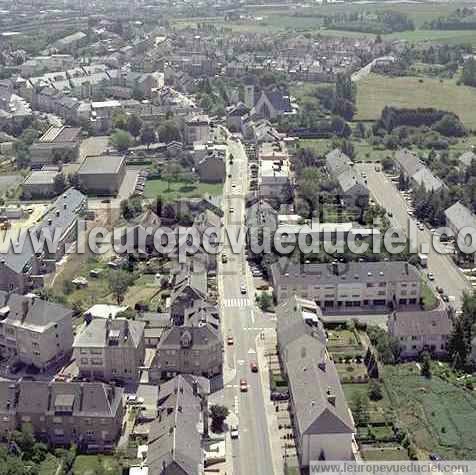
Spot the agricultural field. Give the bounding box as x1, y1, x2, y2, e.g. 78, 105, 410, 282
356, 74, 476, 129
384, 364, 476, 460
144, 178, 223, 200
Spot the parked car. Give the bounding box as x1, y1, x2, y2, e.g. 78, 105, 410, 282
428, 272, 435, 281
271, 391, 289, 401
230, 425, 239, 439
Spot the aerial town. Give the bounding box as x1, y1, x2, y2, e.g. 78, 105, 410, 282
1, 0, 476, 473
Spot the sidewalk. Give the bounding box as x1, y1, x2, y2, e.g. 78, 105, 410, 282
256, 329, 284, 475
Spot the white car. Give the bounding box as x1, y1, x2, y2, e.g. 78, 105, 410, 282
231, 425, 239, 439
240, 284, 247, 294
428, 272, 435, 281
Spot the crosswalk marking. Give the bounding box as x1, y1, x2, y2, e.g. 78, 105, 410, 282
223, 298, 251, 308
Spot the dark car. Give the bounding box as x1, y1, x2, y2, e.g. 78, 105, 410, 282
429, 453, 442, 461
271, 391, 289, 401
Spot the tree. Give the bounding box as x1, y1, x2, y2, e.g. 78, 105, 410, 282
15, 141, 31, 169
368, 380, 383, 401
110, 130, 133, 153
209, 404, 229, 433
161, 161, 184, 191
53, 173, 66, 195
140, 125, 156, 149
108, 270, 136, 304
127, 114, 143, 138
158, 120, 181, 143
120, 196, 143, 220
257, 292, 273, 312
112, 112, 128, 130
421, 351, 432, 378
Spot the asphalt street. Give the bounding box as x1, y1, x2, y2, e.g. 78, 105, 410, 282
357, 163, 472, 310
214, 135, 277, 475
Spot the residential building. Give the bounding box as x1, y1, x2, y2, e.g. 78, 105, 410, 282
52, 32, 88, 53
20, 54, 74, 77
388, 309, 452, 359
77, 155, 126, 196
0, 292, 73, 369
271, 260, 421, 309
184, 114, 210, 145
0, 380, 123, 451
277, 296, 354, 466
394, 149, 445, 192
146, 375, 203, 474
325, 149, 369, 207
258, 141, 292, 201
22, 170, 60, 199
29, 126, 81, 167
73, 318, 145, 383
197, 150, 226, 184
150, 301, 222, 382
444, 201, 476, 237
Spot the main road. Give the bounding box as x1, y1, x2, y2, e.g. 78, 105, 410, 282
215, 132, 277, 475
357, 163, 472, 310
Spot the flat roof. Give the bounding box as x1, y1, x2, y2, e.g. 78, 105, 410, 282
78, 155, 125, 175
24, 170, 58, 185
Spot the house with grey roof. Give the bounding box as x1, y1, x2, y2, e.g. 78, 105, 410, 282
146, 375, 203, 475
77, 155, 126, 196
0, 379, 123, 451
271, 259, 421, 310
388, 309, 452, 359
0, 292, 73, 370
73, 318, 145, 382
277, 296, 354, 465
457, 151, 476, 169
325, 149, 369, 207
149, 300, 222, 383
444, 201, 476, 237
394, 149, 445, 192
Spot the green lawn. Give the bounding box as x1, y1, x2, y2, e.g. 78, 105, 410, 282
362, 446, 409, 461
73, 455, 120, 475
384, 364, 476, 460
356, 73, 476, 129
39, 455, 60, 475
144, 179, 223, 200
421, 281, 438, 311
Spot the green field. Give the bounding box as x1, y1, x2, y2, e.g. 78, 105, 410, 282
144, 179, 223, 200
73, 455, 120, 475
384, 364, 476, 459
356, 73, 476, 129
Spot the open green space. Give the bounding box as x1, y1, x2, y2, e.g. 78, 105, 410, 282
362, 446, 409, 461
384, 364, 476, 459
38, 455, 60, 475
144, 179, 223, 200
73, 455, 120, 475
421, 281, 438, 311
356, 73, 476, 129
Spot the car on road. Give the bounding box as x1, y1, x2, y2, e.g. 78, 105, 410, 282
407, 210, 414, 216
230, 425, 239, 439
436, 286, 444, 294
250, 361, 258, 372
240, 284, 247, 294
227, 336, 234, 346
428, 272, 435, 281
240, 378, 248, 392
271, 391, 289, 401
228, 173, 232, 178
387, 211, 393, 217
361, 172, 367, 179
229, 208, 234, 213
231, 183, 236, 189
221, 254, 228, 263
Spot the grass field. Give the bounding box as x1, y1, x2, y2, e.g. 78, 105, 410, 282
362, 446, 409, 461
356, 73, 476, 129
384, 364, 476, 460
144, 179, 223, 200
38, 455, 60, 475
73, 455, 120, 475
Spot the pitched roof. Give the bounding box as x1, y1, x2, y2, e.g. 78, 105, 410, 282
388, 309, 452, 338
73, 318, 145, 349
412, 167, 445, 192
444, 201, 476, 232
148, 376, 202, 475
0, 292, 72, 330
395, 149, 424, 178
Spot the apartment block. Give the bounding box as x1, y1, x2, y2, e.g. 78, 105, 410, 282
73, 318, 145, 383
0, 292, 73, 370
271, 260, 421, 309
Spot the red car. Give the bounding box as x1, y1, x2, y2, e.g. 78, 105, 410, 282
250, 362, 258, 373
